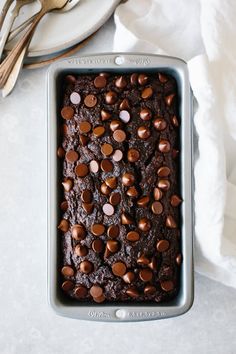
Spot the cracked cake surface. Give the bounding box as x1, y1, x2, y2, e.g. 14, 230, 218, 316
57, 71, 182, 303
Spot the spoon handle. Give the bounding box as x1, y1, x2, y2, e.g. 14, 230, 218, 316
0, 0, 14, 31
0, 10, 45, 88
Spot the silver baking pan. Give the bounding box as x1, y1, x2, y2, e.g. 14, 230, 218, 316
47, 53, 194, 322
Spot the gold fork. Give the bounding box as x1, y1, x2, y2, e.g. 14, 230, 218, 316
0, 0, 68, 89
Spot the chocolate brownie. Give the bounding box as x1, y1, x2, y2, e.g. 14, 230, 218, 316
57, 72, 182, 303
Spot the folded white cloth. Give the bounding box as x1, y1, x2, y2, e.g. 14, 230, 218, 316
113, 0, 236, 288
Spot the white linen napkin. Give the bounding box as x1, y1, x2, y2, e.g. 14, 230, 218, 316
113, 0, 236, 288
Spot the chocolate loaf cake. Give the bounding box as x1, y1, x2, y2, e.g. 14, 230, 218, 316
57, 72, 182, 303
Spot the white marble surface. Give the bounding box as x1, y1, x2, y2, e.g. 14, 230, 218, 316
0, 18, 236, 354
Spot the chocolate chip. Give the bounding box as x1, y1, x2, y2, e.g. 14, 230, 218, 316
138, 217, 151, 232
144, 285, 156, 295
75, 163, 89, 177
79, 135, 89, 146
140, 108, 152, 121
119, 110, 130, 123
70, 92, 81, 105
74, 285, 87, 298
93, 126, 105, 137
61, 124, 68, 135
172, 149, 179, 159
58, 219, 69, 232
165, 94, 175, 106
103, 246, 111, 259
99, 72, 110, 78
122, 172, 135, 186
156, 239, 170, 252
62, 178, 73, 192
123, 272, 135, 284
81, 190, 92, 203
160, 280, 174, 292
130, 73, 138, 85
57, 147, 65, 158
112, 149, 123, 162
107, 225, 120, 238
89, 160, 99, 173
93, 294, 106, 303
61, 266, 74, 277
105, 177, 117, 189
103, 203, 114, 216
71, 224, 86, 240
94, 76, 107, 88
110, 120, 122, 132
170, 195, 182, 207
153, 187, 163, 200
101, 159, 113, 172
141, 87, 153, 99
65, 75, 76, 84
91, 224, 105, 236
172, 115, 179, 127
79, 260, 93, 274
126, 186, 139, 197
151, 201, 163, 215
137, 126, 151, 139
79, 121, 92, 134
119, 98, 130, 110
159, 139, 171, 153
115, 76, 127, 88
113, 129, 126, 143
127, 148, 140, 162
109, 192, 121, 206
137, 255, 150, 266
176, 253, 182, 265
153, 118, 167, 131
126, 231, 140, 242
61, 106, 74, 120
75, 244, 88, 257
65, 150, 79, 163
112, 262, 126, 277
157, 166, 170, 177
62, 280, 74, 291
158, 73, 168, 83
137, 196, 150, 207
60, 200, 68, 211
166, 215, 177, 228
82, 202, 94, 214
107, 240, 119, 253
90, 285, 103, 298
105, 91, 117, 104
84, 94, 97, 108
148, 257, 157, 270
101, 143, 113, 156
157, 179, 170, 191
92, 239, 104, 253
138, 74, 148, 86
126, 287, 139, 298
139, 269, 153, 282
121, 213, 133, 225
101, 110, 111, 121
101, 183, 111, 195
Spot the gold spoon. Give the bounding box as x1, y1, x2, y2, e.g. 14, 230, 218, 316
7, 0, 81, 42
2, 0, 80, 97
0, 0, 14, 31
0, 0, 68, 88
0, 0, 35, 61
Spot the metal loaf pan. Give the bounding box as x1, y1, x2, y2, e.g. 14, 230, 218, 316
47, 53, 194, 322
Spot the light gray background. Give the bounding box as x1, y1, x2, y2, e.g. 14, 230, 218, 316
0, 18, 235, 354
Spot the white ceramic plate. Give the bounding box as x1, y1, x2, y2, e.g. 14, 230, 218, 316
4, 0, 121, 57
